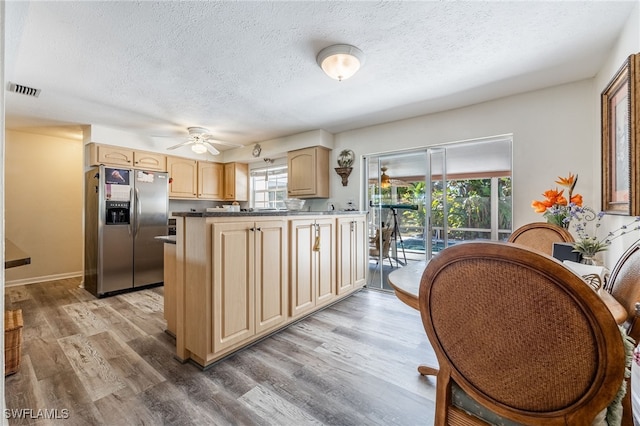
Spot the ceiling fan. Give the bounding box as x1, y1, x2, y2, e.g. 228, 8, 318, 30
166, 127, 243, 155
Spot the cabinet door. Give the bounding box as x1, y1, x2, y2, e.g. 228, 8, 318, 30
315, 218, 335, 306
255, 220, 288, 333
224, 163, 249, 201
167, 157, 197, 198
290, 219, 315, 317
163, 243, 177, 335
352, 215, 367, 288
287, 148, 316, 196
337, 217, 355, 295
212, 222, 255, 353
287, 147, 330, 198
337, 215, 367, 294
96, 145, 134, 167
198, 162, 224, 200
134, 151, 166, 171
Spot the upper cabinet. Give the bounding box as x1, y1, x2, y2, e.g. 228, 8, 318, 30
167, 157, 198, 198
88, 143, 166, 171
224, 162, 249, 201
198, 162, 224, 200
287, 146, 330, 198
133, 151, 166, 171
167, 157, 243, 201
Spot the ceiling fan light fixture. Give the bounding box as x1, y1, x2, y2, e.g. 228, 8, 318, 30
380, 166, 391, 188
316, 44, 365, 81
191, 143, 208, 154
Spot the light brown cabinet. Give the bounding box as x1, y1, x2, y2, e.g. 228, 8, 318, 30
224, 162, 249, 201
167, 157, 226, 200
287, 146, 330, 198
336, 215, 367, 295
88, 143, 166, 171
167, 157, 198, 198
163, 242, 176, 336
289, 217, 335, 317
176, 213, 365, 368
211, 219, 287, 354
198, 161, 224, 200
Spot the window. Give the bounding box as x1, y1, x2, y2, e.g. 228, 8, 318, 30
251, 165, 288, 209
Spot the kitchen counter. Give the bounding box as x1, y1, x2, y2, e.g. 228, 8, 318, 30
171, 211, 368, 368
172, 210, 367, 217
154, 235, 176, 244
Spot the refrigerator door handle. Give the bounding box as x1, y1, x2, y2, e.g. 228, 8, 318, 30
128, 187, 133, 236
135, 187, 142, 237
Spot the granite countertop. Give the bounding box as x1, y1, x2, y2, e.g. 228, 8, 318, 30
172, 210, 368, 218
154, 235, 177, 244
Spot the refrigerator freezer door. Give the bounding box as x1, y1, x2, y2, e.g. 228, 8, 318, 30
133, 170, 168, 287
101, 223, 134, 293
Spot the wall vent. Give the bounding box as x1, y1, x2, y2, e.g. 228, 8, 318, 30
7, 82, 41, 98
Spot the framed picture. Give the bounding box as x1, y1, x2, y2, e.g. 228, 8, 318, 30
601, 53, 639, 215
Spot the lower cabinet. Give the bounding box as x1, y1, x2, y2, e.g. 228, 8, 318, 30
337, 215, 367, 295
177, 214, 366, 368
211, 219, 287, 353
290, 217, 335, 317
163, 242, 176, 336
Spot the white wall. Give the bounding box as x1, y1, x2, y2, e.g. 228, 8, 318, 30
326, 79, 596, 224
594, 4, 640, 267
5, 130, 84, 285
324, 2, 640, 269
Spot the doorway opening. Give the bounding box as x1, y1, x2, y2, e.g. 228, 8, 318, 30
364, 136, 513, 291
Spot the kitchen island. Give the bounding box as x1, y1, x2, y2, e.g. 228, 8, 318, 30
171, 210, 368, 368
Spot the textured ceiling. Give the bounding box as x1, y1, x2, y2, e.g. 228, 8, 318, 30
4, 1, 637, 147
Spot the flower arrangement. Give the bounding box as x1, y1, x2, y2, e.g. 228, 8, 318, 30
531, 173, 583, 228
571, 207, 640, 259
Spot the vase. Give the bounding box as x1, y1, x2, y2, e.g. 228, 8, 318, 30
580, 254, 598, 266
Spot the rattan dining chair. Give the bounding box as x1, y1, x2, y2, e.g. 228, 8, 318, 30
368, 226, 394, 283
606, 239, 640, 426
608, 239, 640, 341
419, 241, 626, 425
507, 222, 574, 256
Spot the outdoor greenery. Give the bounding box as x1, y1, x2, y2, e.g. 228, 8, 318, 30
372, 177, 512, 244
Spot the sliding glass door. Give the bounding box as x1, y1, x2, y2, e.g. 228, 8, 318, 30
364, 136, 512, 291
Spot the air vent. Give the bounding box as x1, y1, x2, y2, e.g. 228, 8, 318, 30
7, 82, 41, 98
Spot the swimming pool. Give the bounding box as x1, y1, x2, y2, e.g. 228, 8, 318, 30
400, 238, 454, 252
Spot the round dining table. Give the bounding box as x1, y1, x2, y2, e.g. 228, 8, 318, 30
387, 259, 628, 377
388, 260, 628, 324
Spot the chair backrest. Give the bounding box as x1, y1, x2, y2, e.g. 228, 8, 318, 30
371, 226, 394, 257
507, 222, 574, 256
609, 239, 640, 336
419, 242, 625, 425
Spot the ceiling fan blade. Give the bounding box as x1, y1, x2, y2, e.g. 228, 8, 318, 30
166, 141, 193, 150
202, 136, 243, 148
204, 142, 220, 156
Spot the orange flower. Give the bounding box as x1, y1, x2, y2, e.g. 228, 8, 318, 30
555, 173, 576, 188
570, 193, 583, 207
531, 200, 552, 213
542, 188, 567, 206
532, 188, 568, 212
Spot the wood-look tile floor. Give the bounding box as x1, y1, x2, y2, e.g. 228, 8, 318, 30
5, 278, 438, 425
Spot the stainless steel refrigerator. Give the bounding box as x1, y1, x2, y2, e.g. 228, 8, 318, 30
84, 165, 168, 297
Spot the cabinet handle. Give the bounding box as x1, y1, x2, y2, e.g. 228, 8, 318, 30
256, 227, 261, 232
250, 227, 255, 231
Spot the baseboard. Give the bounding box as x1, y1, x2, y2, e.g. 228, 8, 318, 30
4, 271, 83, 287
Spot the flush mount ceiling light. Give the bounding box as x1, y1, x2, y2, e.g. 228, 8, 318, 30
316, 44, 365, 81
